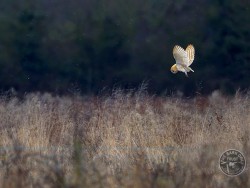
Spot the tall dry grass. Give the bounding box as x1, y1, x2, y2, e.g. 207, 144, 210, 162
0, 89, 249, 187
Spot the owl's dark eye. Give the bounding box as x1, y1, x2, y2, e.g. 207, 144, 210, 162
171, 70, 177, 74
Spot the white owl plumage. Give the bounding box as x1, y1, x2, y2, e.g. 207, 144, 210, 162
171, 44, 195, 77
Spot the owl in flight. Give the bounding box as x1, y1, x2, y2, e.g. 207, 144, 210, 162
170, 44, 195, 77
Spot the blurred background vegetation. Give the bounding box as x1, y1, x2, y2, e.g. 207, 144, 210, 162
0, 0, 249, 96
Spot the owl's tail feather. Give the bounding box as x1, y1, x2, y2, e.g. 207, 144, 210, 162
186, 67, 194, 72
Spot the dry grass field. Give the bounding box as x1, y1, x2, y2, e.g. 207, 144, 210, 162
0, 89, 249, 187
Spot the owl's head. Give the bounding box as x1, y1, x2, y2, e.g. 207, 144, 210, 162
170, 64, 178, 74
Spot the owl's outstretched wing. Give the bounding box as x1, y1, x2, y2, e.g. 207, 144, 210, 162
173, 45, 189, 66
185, 44, 195, 66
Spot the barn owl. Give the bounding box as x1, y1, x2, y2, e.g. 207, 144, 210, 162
170, 44, 195, 77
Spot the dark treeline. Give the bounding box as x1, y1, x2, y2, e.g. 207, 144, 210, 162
0, 0, 249, 96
